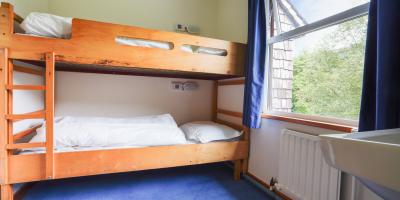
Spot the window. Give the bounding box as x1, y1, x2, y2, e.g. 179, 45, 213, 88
265, 0, 370, 125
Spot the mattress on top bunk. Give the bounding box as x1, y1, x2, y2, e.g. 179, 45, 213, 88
19, 12, 228, 56
20, 115, 242, 154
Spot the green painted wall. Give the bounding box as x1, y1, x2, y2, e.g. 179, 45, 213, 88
2, 0, 248, 43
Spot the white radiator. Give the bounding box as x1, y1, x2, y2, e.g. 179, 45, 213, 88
276, 129, 341, 200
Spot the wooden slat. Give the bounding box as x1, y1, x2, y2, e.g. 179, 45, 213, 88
6, 142, 45, 150
6, 85, 46, 91
13, 124, 41, 141
13, 13, 23, 24
262, 114, 355, 133
5, 110, 45, 121
45, 52, 55, 179
7, 52, 13, 150
0, 48, 9, 185
215, 118, 243, 131
8, 141, 249, 184
217, 108, 243, 118
212, 81, 218, 121
217, 79, 245, 86
14, 65, 43, 76
217, 107, 354, 133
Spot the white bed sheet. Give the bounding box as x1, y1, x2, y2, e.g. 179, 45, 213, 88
20, 116, 241, 155
20, 12, 227, 56
20, 140, 198, 155
29, 115, 186, 148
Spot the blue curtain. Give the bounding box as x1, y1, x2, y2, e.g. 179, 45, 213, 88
359, 0, 400, 132
358, 1, 400, 199
243, 0, 267, 129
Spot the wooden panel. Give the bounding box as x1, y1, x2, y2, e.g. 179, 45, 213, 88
217, 108, 354, 133
217, 79, 245, 86
6, 85, 46, 91
13, 125, 41, 141
13, 65, 43, 76
5, 110, 45, 121
217, 108, 243, 118
262, 114, 355, 133
8, 141, 249, 184
45, 52, 55, 179
0, 4, 246, 77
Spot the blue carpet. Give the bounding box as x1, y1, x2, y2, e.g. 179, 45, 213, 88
23, 163, 279, 200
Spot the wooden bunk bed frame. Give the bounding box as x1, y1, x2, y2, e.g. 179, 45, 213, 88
0, 3, 249, 200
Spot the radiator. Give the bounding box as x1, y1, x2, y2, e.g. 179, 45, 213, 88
276, 129, 341, 200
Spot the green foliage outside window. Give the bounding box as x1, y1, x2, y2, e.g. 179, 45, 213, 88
292, 16, 368, 120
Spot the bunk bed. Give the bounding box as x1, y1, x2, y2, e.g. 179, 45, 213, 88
0, 3, 249, 199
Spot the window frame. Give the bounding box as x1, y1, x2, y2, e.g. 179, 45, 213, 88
264, 1, 370, 128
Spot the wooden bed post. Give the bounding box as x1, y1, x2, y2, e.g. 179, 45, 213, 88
0, 48, 13, 200
0, 4, 15, 199
241, 126, 250, 173
234, 126, 250, 180
45, 52, 55, 180
0, 3, 14, 36
212, 81, 218, 121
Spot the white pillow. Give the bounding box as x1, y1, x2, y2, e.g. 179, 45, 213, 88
180, 121, 242, 143
20, 12, 72, 38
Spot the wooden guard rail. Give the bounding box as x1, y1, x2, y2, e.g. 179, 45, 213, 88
4, 51, 55, 181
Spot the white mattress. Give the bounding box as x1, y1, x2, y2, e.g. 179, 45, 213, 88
19, 140, 199, 155
20, 12, 227, 56
20, 116, 240, 155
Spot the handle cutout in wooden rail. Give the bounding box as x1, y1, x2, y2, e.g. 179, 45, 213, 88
181, 44, 228, 56
115, 36, 174, 50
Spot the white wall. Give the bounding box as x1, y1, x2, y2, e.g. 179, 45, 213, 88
55, 72, 212, 125
12, 61, 44, 134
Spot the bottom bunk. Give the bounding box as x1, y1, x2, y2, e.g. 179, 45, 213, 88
8, 114, 249, 184
8, 141, 248, 184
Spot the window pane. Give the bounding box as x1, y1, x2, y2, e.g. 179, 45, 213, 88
270, 16, 368, 120
274, 0, 369, 33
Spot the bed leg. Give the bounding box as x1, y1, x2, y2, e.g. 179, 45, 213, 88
1, 184, 13, 200
233, 160, 242, 180
242, 158, 248, 173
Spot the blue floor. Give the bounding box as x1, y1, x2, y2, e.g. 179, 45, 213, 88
23, 163, 279, 200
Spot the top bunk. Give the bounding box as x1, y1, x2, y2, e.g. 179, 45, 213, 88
0, 3, 247, 80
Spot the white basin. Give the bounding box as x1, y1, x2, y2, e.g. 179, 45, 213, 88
319, 128, 400, 193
